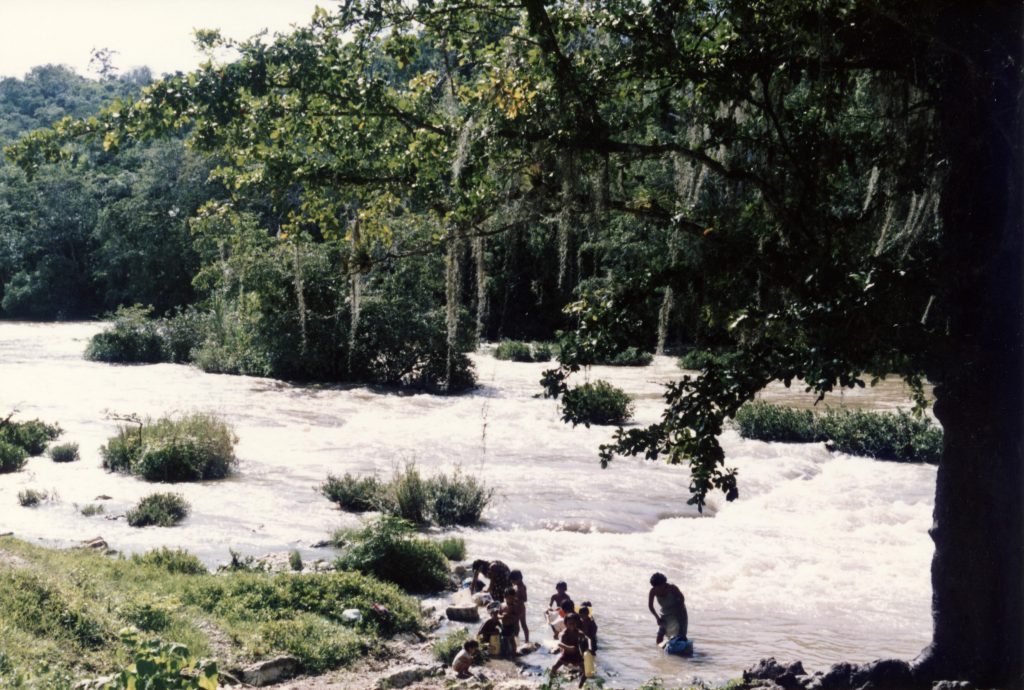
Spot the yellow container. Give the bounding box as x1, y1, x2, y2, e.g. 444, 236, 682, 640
583, 650, 596, 678
489, 633, 501, 655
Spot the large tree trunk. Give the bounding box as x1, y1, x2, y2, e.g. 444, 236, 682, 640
916, 4, 1023, 687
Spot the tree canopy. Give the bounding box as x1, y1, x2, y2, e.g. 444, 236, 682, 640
4, 1, 1021, 685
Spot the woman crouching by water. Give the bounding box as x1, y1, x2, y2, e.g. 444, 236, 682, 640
647, 572, 687, 645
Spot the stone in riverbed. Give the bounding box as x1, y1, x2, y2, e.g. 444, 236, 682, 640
240, 655, 300, 686
377, 664, 444, 689
446, 604, 480, 622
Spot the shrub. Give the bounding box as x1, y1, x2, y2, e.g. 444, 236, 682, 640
433, 628, 470, 665
428, 471, 493, 526
734, 402, 821, 443
84, 305, 166, 364
677, 348, 737, 370
126, 493, 190, 527
321, 473, 386, 512
561, 380, 634, 427
80, 504, 105, 517
596, 346, 653, 367
532, 342, 555, 362
438, 536, 466, 561
130, 547, 207, 575
332, 516, 451, 594
820, 409, 943, 463
387, 464, 430, 524
289, 550, 304, 572
101, 413, 238, 482
0, 419, 62, 455
734, 402, 943, 463
118, 597, 174, 632
100, 630, 217, 690
0, 440, 28, 474
48, 442, 80, 463
18, 489, 48, 507
494, 340, 534, 362
161, 307, 208, 363
259, 615, 364, 673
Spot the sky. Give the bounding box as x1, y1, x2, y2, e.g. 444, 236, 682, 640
0, 0, 331, 79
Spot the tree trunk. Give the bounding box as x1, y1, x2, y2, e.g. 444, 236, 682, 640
917, 5, 1023, 686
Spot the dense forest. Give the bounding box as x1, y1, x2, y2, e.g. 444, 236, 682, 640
2, 1, 1021, 687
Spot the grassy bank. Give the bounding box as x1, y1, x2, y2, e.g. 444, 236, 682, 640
0, 536, 421, 687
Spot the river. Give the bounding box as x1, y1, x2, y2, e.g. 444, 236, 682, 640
0, 321, 935, 686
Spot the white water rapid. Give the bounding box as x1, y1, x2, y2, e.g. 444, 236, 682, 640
0, 322, 935, 686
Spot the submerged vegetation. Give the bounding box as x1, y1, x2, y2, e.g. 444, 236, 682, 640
734, 402, 943, 463
0, 536, 420, 685
101, 412, 237, 482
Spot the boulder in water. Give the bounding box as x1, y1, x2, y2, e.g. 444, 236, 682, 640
446, 604, 480, 622
240, 655, 299, 686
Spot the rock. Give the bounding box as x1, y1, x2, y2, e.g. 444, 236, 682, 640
342, 608, 363, 624
453, 563, 469, 577
517, 641, 541, 655
310, 539, 331, 548
818, 662, 855, 690
851, 659, 915, 690
931, 682, 975, 690
94, 495, 112, 500
377, 664, 442, 689
446, 604, 480, 622
745, 658, 806, 683
240, 655, 300, 686
81, 537, 107, 550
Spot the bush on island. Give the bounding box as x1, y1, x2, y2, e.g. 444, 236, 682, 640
561, 380, 634, 427
494, 340, 534, 362
323, 465, 493, 527
85, 305, 166, 364
0, 418, 62, 456
102, 412, 238, 482
677, 348, 737, 370
332, 516, 450, 593
126, 492, 190, 527
0, 440, 28, 474
17, 489, 48, 507
48, 442, 80, 463
321, 473, 387, 513
734, 401, 942, 463
439, 536, 466, 561
595, 346, 653, 367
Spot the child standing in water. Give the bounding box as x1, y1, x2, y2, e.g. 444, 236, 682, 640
547, 581, 571, 638
500, 587, 524, 657
509, 569, 530, 643
550, 613, 591, 687
477, 604, 502, 654
578, 605, 598, 652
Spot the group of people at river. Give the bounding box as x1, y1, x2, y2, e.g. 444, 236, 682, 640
451, 559, 689, 684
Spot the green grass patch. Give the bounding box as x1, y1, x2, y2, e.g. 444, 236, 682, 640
439, 536, 466, 561
734, 402, 942, 463
0, 535, 420, 683
101, 412, 238, 482
126, 493, 190, 527
561, 380, 634, 427
80, 503, 106, 517
331, 516, 451, 594
48, 442, 80, 463
433, 628, 470, 665
321, 473, 387, 512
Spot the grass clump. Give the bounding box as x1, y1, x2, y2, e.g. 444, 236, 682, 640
0, 418, 62, 456
561, 380, 634, 427
332, 516, 451, 594
433, 628, 470, 665
126, 493, 190, 527
0, 440, 28, 474
323, 465, 493, 526
494, 340, 534, 362
130, 547, 207, 575
117, 597, 175, 632
734, 402, 943, 463
84, 305, 167, 364
257, 615, 366, 673
439, 536, 466, 561
289, 550, 304, 572
48, 442, 80, 463
80, 503, 106, 517
321, 473, 387, 512
101, 412, 238, 482
17, 489, 49, 507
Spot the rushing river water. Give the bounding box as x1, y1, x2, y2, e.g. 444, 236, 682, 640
0, 322, 935, 686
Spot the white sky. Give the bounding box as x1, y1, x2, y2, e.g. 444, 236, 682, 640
0, 0, 332, 79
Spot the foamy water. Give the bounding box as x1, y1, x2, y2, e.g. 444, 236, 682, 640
0, 322, 935, 686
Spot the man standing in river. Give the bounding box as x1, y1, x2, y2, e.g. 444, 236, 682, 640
648, 572, 688, 644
